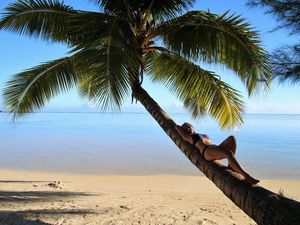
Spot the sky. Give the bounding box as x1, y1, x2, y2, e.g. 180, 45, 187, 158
0, 0, 299, 114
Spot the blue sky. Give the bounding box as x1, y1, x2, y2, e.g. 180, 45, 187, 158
0, 0, 299, 114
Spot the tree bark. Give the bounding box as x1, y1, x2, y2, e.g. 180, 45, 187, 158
132, 84, 300, 225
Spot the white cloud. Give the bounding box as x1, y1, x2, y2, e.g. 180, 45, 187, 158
171, 101, 184, 109
87, 102, 96, 109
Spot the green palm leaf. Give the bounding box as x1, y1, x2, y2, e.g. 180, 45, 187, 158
87, 0, 195, 20
0, 0, 76, 43
1, 0, 139, 117
78, 40, 139, 111
147, 0, 195, 21
3, 41, 139, 118
3, 56, 79, 118
68, 14, 131, 53
74, 10, 139, 111
147, 53, 244, 129
0, 0, 116, 46
156, 11, 271, 95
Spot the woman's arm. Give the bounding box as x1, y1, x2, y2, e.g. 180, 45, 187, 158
175, 125, 193, 144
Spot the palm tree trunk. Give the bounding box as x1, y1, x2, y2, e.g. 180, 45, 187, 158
132, 84, 300, 225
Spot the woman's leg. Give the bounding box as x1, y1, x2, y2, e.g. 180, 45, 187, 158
219, 135, 236, 155
219, 136, 236, 170
204, 146, 259, 185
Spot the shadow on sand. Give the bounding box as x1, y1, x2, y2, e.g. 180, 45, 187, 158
0, 190, 90, 202
0, 209, 95, 225
0, 187, 95, 225
0, 180, 55, 184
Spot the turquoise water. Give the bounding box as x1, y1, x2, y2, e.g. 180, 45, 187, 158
0, 113, 299, 180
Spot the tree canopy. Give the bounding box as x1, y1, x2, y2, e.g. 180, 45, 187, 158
0, 0, 272, 128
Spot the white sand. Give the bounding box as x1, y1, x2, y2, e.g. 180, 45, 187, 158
0, 170, 299, 225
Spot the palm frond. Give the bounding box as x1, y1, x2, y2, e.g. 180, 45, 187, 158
146, 0, 195, 21
0, 0, 76, 43
71, 9, 140, 110
86, 0, 194, 20
68, 13, 131, 53
3, 56, 78, 118
147, 53, 244, 129
3, 38, 139, 118
0, 0, 115, 45
75, 11, 140, 111
78, 39, 139, 111
155, 11, 272, 95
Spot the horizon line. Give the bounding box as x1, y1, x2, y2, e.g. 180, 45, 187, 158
1, 111, 300, 116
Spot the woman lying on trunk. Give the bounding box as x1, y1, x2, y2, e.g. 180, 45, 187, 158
175, 122, 260, 185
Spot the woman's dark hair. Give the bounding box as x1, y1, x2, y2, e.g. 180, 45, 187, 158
181, 122, 194, 135
181, 122, 193, 129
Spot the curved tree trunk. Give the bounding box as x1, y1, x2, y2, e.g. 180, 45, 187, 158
132, 84, 300, 225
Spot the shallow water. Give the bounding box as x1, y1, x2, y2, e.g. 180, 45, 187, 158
0, 113, 299, 180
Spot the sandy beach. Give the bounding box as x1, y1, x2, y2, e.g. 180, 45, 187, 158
0, 170, 299, 225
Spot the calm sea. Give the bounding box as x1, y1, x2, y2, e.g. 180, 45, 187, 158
0, 113, 299, 180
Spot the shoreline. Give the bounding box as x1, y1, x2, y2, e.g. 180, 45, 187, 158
0, 169, 299, 225
0, 165, 299, 181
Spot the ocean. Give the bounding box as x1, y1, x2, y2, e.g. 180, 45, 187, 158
0, 112, 299, 180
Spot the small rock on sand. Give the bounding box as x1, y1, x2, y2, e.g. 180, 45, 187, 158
46, 181, 63, 189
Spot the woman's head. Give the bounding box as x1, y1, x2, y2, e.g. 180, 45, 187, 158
181, 122, 195, 135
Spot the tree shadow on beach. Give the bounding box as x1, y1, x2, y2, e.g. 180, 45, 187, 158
0, 180, 54, 184
0, 212, 52, 225
0, 190, 91, 203
0, 189, 96, 225
0, 209, 95, 225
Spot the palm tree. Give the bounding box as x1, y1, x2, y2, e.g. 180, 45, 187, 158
1, 1, 299, 224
